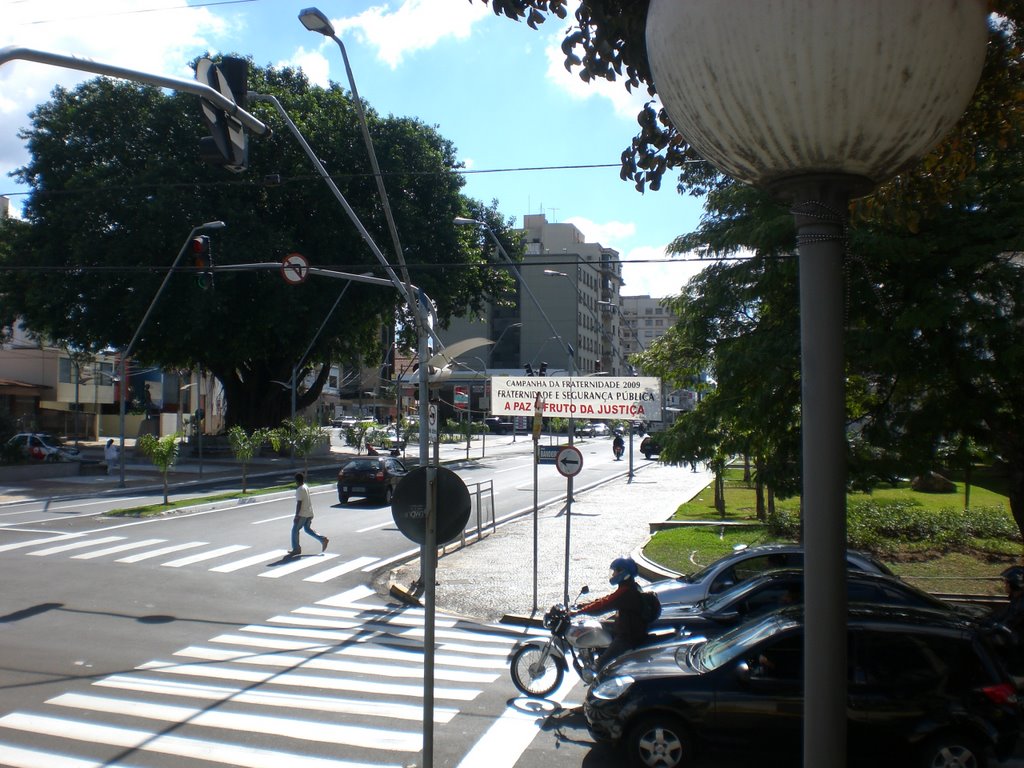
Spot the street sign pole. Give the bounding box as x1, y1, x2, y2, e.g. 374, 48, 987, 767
532, 394, 542, 613
555, 445, 584, 606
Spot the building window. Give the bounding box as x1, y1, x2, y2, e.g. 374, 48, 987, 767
59, 357, 73, 384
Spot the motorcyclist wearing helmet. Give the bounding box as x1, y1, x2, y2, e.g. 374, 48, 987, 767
577, 556, 648, 668
989, 566, 1024, 676
612, 432, 625, 460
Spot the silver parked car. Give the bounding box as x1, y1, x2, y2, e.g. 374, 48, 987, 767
647, 543, 895, 607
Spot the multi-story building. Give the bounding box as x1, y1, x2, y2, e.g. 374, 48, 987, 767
443, 213, 624, 375
432, 213, 628, 422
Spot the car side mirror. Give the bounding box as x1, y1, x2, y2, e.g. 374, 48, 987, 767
580, 585, 590, 595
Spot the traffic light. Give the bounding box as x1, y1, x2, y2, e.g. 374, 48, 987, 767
538, 362, 548, 376
191, 235, 213, 289
524, 363, 534, 376
196, 57, 249, 172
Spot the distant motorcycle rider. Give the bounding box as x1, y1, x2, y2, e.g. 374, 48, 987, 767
577, 557, 647, 668
989, 566, 1024, 677
612, 432, 625, 460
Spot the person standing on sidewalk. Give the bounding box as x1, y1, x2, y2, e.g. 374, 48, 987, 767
289, 473, 328, 557
104, 439, 119, 476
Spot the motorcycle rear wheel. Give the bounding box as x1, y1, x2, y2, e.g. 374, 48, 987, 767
510, 644, 564, 697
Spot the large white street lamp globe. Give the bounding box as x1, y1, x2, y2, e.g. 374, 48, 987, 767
646, 0, 989, 193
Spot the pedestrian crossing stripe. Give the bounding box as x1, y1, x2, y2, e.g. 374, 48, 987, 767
94, 674, 459, 722
206, 632, 509, 670
1, 534, 382, 584
170, 644, 500, 684
0, 713, 402, 768
47, 692, 424, 752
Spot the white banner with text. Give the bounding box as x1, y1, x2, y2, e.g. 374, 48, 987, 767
489, 376, 662, 421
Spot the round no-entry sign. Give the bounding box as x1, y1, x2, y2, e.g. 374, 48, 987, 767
555, 445, 583, 478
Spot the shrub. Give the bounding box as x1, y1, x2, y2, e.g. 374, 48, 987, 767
765, 501, 1019, 555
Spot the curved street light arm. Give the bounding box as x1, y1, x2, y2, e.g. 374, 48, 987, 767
0, 46, 269, 135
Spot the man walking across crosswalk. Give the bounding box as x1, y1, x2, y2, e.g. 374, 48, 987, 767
289, 473, 328, 557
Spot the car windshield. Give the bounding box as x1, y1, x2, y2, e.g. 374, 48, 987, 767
676, 557, 731, 585
694, 614, 800, 672
701, 575, 777, 613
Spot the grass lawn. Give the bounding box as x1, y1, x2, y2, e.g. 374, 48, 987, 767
105, 482, 320, 517
644, 466, 1022, 597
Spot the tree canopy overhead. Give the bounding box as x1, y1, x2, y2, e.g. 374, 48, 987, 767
478, 1, 1024, 207
0, 58, 515, 429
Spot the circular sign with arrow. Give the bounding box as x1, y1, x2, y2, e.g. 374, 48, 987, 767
281, 252, 309, 285
555, 445, 583, 478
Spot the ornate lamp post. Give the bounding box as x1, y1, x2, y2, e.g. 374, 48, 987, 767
644, 2, 988, 764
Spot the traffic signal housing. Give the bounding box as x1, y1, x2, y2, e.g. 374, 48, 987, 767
191, 235, 213, 289
524, 363, 534, 376
538, 362, 548, 376
196, 56, 249, 172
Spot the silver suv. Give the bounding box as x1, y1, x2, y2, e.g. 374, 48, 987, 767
648, 543, 894, 607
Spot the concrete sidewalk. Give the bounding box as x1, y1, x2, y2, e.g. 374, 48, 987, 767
380, 460, 713, 623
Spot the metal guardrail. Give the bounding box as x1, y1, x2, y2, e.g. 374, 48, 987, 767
445, 479, 496, 553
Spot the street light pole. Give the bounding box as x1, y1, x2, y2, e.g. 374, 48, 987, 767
118, 221, 226, 488
298, 10, 438, 765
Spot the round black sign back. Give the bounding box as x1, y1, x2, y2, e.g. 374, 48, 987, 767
391, 466, 472, 546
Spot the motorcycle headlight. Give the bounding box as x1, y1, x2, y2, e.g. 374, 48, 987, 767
591, 675, 634, 701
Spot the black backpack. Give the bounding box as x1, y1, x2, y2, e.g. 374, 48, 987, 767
639, 589, 662, 624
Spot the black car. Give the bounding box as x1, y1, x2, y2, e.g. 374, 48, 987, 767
586, 605, 1021, 768
336, 456, 408, 505
639, 434, 661, 459
485, 417, 514, 435
654, 569, 986, 636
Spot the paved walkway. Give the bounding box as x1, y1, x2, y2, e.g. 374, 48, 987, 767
381, 460, 712, 622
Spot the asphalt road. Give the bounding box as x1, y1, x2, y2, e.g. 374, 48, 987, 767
0, 437, 651, 768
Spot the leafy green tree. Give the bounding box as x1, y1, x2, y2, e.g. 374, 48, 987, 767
137, 432, 180, 505
270, 418, 328, 473
0, 60, 515, 430
227, 425, 271, 494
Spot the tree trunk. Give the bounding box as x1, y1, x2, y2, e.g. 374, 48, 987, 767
1008, 463, 1024, 549
754, 457, 766, 521
963, 461, 972, 512
714, 470, 725, 516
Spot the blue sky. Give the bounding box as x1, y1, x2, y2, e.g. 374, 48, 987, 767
0, 0, 710, 298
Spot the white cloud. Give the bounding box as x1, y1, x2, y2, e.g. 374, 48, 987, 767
283, 47, 332, 88
330, 0, 490, 70
0, 0, 226, 206
565, 215, 635, 248
542, 27, 652, 121
563, 215, 703, 300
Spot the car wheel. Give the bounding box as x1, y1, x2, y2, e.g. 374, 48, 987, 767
338, 492, 348, 505
627, 715, 693, 768
384, 486, 395, 505
643, 452, 652, 460
917, 732, 987, 768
